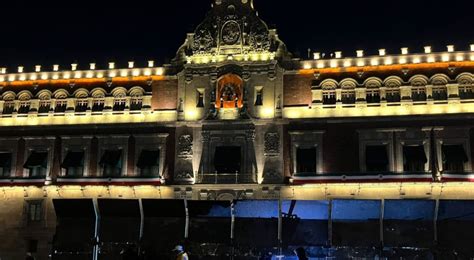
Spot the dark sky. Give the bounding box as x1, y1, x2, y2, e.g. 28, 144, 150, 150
0, 0, 473, 69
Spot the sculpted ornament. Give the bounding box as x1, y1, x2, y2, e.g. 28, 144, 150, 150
264, 132, 280, 156
178, 135, 193, 157
193, 29, 214, 53
221, 21, 241, 45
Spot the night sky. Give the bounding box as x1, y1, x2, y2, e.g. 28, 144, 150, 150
0, 0, 473, 70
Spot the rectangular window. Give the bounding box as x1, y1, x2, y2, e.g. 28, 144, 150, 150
0, 152, 12, 177
75, 99, 88, 113
54, 100, 67, 113
18, 101, 31, 114
92, 99, 105, 112
255, 87, 263, 106
38, 100, 51, 114
323, 90, 337, 105
341, 90, 356, 104
113, 98, 127, 111
412, 87, 427, 102
386, 89, 401, 103
23, 151, 48, 177
137, 150, 160, 177
432, 86, 448, 101
100, 149, 123, 177
365, 145, 389, 172
130, 97, 143, 111
3, 101, 15, 115
459, 85, 474, 99
442, 144, 468, 172
61, 150, 85, 177
296, 148, 317, 174
196, 91, 204, 108
26, 200, 43, 223
214, 146, 241, 174
403, 145, 427, 172
366, 89, 381, 104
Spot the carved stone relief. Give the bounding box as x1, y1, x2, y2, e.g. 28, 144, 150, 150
264, 132, 280, 156
178, 135, 193, 158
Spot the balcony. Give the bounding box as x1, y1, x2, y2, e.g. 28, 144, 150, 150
56, 176, 164, 186
197, 172, 256, 184
0, 176, 47, 186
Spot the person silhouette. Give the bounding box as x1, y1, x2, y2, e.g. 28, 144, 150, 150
294, 247, 308, 260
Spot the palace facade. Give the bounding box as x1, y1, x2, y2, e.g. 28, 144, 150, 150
1, 0, 474, 259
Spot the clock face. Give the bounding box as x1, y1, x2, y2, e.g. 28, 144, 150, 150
221, 21, 241, 45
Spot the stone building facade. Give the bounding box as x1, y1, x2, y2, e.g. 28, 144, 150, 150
1, 0, 474, 259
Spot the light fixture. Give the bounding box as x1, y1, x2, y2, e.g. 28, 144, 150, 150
35, 65, 41, 72
401, 47, 409, 55
128, 61, 134, 68
18, 66, 24, 73
90, 63, 96, 70
108, 62, 115, 69
447, 45, 455, 52
335, 51, 342, 59
53, 65, 59, 71
424, 46, 432, 54
378, 49, 386, 56
471, 44, 474, 52
313, 52, 321, 60
71, 64, 78, 71
148, 60, 155, 67
356, 50, 364, 57
0, 68, 6, 74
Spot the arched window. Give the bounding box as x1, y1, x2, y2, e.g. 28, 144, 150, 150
458, 74, 474, 100
410, 77, 428, 102
2, 92, 15, 115
431, 75, 449, 101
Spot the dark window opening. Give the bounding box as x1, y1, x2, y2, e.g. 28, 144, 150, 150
3, 102, 15, 114
75, 100, 88, 113
197, 91, 204, 108
130, 98, 143, 111
26, 200, 43, 223
342, 91, 356, 104
54, 101, 67, 113
442, 145, 468, 172
92, 100, 105, 112
24, 151, 48, 177
386, 91, 401, 103
214, 146, 241, 174
366, 90, 381, 104
18, 103, 30, 114
137, 150, 160, 177
432, 87, 448, 101
460, 86, 474, 99
403, 146, 427, 172
38, 102, 51, 114
61, 151, 85, 177
26, 239, 38, 253
366, 145, 389, 172
412, 88, 427, 102
113, 99, 127, 111
0, 152, 12, 177
296, 148, 317, 174
323, 91, 337, 105
100, 150, 122, 177
255, 88, 263, 106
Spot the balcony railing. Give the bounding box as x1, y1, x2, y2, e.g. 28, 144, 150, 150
56, 176, 164, 186
0, 176, 47, 186
197, 172, 256, 184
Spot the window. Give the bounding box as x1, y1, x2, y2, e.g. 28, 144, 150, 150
365, 145, 389, 172
26, 200, 43, 223
61, 151, 84, 177
412, 87, 427, 102
38, 100, 51, 114
18, 101, 30, 114
432, 86, 448, 101
296, 148, 317, 174
0, 152, 12, 177
386, 88, 401, 103
459, 85, 474, 99
255, 87, 263, 106
366, 88, 380, 104
403, 146, 427, 172
442, 145, 468, 172
196, 90, 205, 108
92, 99, 105, 112
23, 151, 48, 177
75, 99, 88, 112
3, 101, 15, 114
341, 89, 356, 104
54, 100, 67, 113
137, 150, 160, 177
130, 97, 143, 111
214, 146, 241, 174
113, 98, 127, 111
100, 149, 122, 177
323, 89, 337, 105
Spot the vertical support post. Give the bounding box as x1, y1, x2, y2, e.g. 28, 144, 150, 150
230, 201, 235, 260
434, 199, 440, 245
92, 198, 100, 260
184, 199, 189, 239
328, 199, 333, 247
380, 199, 385, 247
138, 199, 144, 242
277, 197, 283, 256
